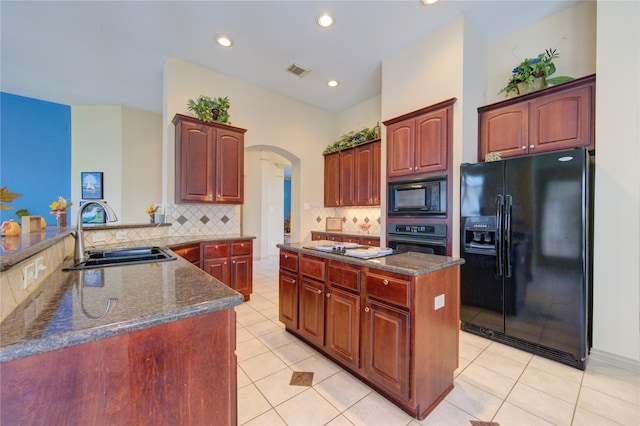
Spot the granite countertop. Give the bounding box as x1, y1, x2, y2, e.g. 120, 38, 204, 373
312, 230, 381, 238
0, 229, 255, 271
278, 241, 464, 277
0, 255, 244, 363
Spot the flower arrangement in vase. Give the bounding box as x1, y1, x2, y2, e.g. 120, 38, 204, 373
50, 196, 73, 227
499, 48, 573, 96
146, 202, 161, 224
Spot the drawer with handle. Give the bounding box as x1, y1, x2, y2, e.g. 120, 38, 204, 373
364, 272, 411, 308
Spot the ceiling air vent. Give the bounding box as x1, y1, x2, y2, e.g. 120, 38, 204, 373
286, 63, 310, 77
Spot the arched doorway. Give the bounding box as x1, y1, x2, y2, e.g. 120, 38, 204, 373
244, 145, 300, 259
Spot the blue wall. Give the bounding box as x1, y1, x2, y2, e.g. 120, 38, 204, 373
0, 93, 71, 224
284, 177, 291, 221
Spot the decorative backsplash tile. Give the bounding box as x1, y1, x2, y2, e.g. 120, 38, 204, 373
310, 206, 382, 235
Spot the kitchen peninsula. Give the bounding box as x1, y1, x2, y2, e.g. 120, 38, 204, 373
0, 233, 247, 425
276, 241, 464, 420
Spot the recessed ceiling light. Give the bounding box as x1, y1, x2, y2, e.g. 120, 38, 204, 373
317, 13, 334, 28
327, 80, 339, 87
216, 35, 233, 47
422, 0, 440, 5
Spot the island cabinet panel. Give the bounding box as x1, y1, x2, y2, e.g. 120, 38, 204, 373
362, 298, 410, 401
173, 113, 246, 204
326, 286, 360, 369
0, 310, 237, 426
298, 276, 325, 346
279, 270, 298, 329
277, 248, 461, 420
478, 74, 595, 161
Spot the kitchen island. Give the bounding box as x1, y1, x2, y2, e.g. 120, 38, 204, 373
277, 241, 464, 420
1, 253, 243, 425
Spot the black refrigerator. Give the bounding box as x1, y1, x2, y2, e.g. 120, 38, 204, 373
460, 147, 593, 370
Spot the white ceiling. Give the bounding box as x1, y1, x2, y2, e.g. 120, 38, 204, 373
1, 0, 578, 114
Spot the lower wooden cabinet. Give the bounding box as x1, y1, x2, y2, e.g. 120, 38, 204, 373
278, 248, 460, 420
172, 243, 201, 268
362, 298, 410, 400
186, 239, 254, 301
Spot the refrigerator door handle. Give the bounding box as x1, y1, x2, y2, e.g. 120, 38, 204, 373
505, 195, 513, 278
496, 195, 504, 276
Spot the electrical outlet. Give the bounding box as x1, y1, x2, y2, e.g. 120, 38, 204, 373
34, 257, 46, 279
92, 232, 106, 243
116, 231, 128, 241
23, 263, 35, 289
189, 227, 199, 234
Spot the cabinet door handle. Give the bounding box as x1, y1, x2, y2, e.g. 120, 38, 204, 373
364, 307, 370, 312
232, 260, 236, 264
383, 279, 389, 285
316, 289, 322, 295
326, 293, 331, 298
530, 144, 535, 149
284, 255, 288, 258
521, 146, 527, 150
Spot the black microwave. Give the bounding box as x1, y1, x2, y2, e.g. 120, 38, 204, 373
388, 177, 447, 217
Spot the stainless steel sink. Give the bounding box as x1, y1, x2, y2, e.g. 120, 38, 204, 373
64, 246, 177, 271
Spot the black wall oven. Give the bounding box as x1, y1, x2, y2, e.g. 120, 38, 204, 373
387, 223, 447, 256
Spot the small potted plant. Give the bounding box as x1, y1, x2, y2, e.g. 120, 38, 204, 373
499, 48, 573, 96
145, 202, 161, 224
187, 95, 231, 124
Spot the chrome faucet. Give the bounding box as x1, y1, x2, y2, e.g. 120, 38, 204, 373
74, 200, 118, 262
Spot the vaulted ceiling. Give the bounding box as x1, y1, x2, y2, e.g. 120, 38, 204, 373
1, 0, 578, 114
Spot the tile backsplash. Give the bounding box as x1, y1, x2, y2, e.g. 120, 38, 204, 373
310, 206, 382, 235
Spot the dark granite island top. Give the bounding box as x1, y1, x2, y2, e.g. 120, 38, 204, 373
0, 255, 243, 363
277, 241, 464, 275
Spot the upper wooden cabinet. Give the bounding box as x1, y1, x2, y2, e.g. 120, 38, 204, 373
323, 139, 381, 207
324, 152, 340, 207
384, 99, 455, 180
478, 74, 595, 161
173, 114, 246, 204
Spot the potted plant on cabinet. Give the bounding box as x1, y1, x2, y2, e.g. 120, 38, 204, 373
187, 95, 231, 124
499, 48, 573, 96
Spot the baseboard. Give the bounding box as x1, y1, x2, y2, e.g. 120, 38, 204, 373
589, 348, 640, 372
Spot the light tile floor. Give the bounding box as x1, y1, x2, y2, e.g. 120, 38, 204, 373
237, 257, 640, 426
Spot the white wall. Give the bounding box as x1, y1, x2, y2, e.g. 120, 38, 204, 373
382, 16, 466, 254
71, 106, 162, 225
163, 57, 334, 243
71, 106, 123, 223
593, 0, 640, 363
121, 107, 163, 223
486, 1, 597, 105
335, 95, 381, 137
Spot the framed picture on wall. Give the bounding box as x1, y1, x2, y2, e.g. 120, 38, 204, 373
81, 172, 103, 200
80, 201, 107, 224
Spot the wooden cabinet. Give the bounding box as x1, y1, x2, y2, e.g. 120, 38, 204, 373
172, 243, 201, 268
323, 140, 381, 207
326, 261, 361, 369
362, 298, 410, 400
277, 248, 461, 420
385, 100, 454, 180
298, 255, 326, 346
1, 310, 238, 426
324, 152, 340, 207
339, 149, 355, 206
202, 239, 253, 300
279, 250, 299, 329
173, 113, 246, 204
478, 74, 595, 161
354, 141, 381, 206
